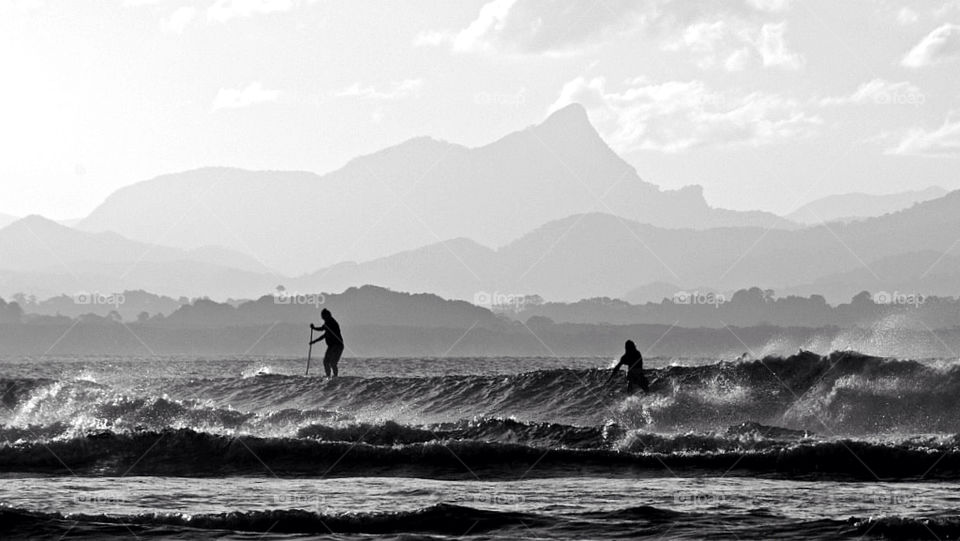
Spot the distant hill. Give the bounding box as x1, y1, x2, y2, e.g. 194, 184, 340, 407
0, 213, 17, 229
778, 250, 960, 302
22, 289, 185, 320
77, 104, 793, 275
291, 190, 960, 301
158, 285, 502, 330
786, 186, 946, 225
621, 281, 683, 304
5, 285, 960, 358
0, 216, 278, 299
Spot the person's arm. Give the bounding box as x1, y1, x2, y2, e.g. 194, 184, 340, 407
606, 357, 625, 383
310, 324, 326, 344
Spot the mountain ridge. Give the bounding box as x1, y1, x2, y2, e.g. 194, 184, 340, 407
76, 103, 794, 274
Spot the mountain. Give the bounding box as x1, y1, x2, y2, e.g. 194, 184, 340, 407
786, 186, 947, 225
0, 213, 17, 229
621, 281, 684, 304
56, 217, 83, 228
290, 190, 960, 301
159, 285, 501, 329
77, 104, 793, 275
0, 216, 278, 299
778, 250, 960, 302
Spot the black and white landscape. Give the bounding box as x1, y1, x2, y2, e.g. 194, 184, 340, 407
3, 2, 960, 540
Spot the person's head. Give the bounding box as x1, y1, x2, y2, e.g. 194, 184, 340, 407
321, 308, 331, 321
625, 340, 637, 352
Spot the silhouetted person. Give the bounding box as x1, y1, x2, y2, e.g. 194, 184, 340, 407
311, 308, 344, 377
608, 340, 649, 393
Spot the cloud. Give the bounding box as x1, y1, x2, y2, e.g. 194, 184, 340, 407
212, 82, 281, 110
335, 79, 424, 100
417, 0, 805, 58
819, 79, 925, 106
887, 111, 960, 157
550, 76, 820, 152
207, 0, 307, 23
415, 0, 648, 54
745, 0, 792, 12
902, 23, 960, 67
756, 22, 803, 68
668, 19, 803, 70
896, 6, 919, 25
161, 6, 196, 33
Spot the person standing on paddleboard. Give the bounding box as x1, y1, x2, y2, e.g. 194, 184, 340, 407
310, 308, 344, 377
608, 340, 649, 393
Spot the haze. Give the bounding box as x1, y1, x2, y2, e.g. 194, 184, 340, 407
3, 0, 960, 221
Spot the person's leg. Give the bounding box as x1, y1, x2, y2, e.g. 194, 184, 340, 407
330, 347, 343, 377
324, 347, 343, 378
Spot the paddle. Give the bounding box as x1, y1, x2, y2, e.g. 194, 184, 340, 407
305, 326, 313, 376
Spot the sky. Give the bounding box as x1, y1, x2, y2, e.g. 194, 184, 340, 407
1, 0, 959, 220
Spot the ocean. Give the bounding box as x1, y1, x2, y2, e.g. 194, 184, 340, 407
2, 352, 959, 539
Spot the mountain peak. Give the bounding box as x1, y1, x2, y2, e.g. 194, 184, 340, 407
5, 214, 64, 232
537, 102, 594, 135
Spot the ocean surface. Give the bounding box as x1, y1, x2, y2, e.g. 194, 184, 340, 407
3, 351, 960, 539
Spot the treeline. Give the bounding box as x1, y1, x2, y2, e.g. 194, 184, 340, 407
7, 286, 500, 330
4, 285, 960, 331
516, 287, 960, 330
0, 318, 958, 359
